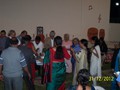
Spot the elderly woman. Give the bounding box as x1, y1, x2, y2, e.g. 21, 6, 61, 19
72, 39, 88, 85
5, 30, 17, 48
71, 38, 81, 73
62, 34, 72, 73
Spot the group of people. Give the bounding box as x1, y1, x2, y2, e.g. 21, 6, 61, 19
0, 29, 109, 90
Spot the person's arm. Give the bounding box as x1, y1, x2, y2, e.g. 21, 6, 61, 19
31, 44, 38, 56
0, 65, 2, 75
29, 50, 36, 64
63, 47, 70, 60
0, 57, 3, 81
23, 66, 31, 79
70, 47, 79, 62
20, 53, 31, 79
0, 65, 3, 81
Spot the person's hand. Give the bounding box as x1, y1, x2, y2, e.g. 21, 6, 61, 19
90, 48, 93, 53
114, 73, 118, 77
114, 72, 120, 77
70, 47, 74, 52
38, 58, 43, 62
0, 74, 3, 81
76, 60, 79, 63
28, 73, 31, 80
36, 48, 39, 51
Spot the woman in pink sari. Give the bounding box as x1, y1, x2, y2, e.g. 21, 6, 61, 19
62, 34, 72, 73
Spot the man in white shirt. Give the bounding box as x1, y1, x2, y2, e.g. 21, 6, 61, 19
33, 36, 44, 55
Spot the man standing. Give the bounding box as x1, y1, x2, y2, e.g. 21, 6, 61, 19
0, 30, 8, 55
44, 31, 55, 50
18, 37, 35, 90
0, 37, 30, 90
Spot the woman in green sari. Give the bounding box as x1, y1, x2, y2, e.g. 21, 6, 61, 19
43, 36, 70, 90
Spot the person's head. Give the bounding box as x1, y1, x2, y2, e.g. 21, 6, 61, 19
8, 30, 16, 37
21, 37, 28, 45
64, 33, 70, 41
72, 38, 79, 45
99, 37, 104, 41
24, 35, 32, 42
0, 30, 6, 37
54, 36, 62, 47
91, 36, 99, 46
35, 36, 41, 44
77, 69, 90, 90
10, 37, 18, 46
20, 30, 27, 37
54, 36, 64, 59
49, 31, 55, 39
80, 39, 88, 49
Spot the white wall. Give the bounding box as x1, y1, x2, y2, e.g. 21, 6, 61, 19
0, 0, 82, 39
82, 0, 110, 40
0, 0, 117, 41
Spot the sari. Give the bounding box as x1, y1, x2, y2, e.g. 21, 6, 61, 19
72, 49, 88, 85
43, 48, 70, 90
111, 50, 120, 90
42, 49, 51, 84
27, 42, 36, 82
62, 40, 72, 73
71, 44, 81, 73
90, 45, 101, 77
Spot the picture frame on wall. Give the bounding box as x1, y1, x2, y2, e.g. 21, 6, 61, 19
37, 26, 43, 35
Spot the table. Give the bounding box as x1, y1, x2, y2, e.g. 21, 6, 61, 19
35, 60, 43, 77
36, 60, 43, 66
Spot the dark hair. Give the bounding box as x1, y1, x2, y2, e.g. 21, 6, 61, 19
35, 36, 41, 41
21, 30, 27, 34
91, 36, 100, 47
80, 39, 88, 48
99, 37, 108, 53
21, 37, 27, 44
54, 36, 64, 59
24, 35, 32, 41
80, 39, 91, 62
1, 30, 6, 34
72, 38, 79, 45
8, 30, 16, 36
10, 37, 18, 45
50, 30, 55, 36
77, 69, 90, 90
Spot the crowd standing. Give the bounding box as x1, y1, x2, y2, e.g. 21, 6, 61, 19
1, 29, 118, 90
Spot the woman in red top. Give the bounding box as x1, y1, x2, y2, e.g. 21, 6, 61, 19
43, 36, 70, 90
25, 35, 37, 55
25, 35, 37, 82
